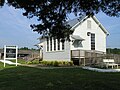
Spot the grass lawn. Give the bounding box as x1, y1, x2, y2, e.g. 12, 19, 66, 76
0, 62, 120, 90
10, 59, 27, 64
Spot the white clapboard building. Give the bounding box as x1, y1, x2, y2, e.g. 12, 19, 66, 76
38, 16, 109, 65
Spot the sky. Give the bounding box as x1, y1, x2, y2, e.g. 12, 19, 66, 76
96, 13, 120, 48
0, 5, 120, 49
0, 5, 40, 49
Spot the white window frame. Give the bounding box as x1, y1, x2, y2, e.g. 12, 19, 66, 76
46, 38, 65, 52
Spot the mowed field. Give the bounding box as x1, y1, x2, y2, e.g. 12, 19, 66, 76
0, 62, 120, 90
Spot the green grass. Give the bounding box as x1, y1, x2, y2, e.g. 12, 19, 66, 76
0, 64, 120, 90
0, 62, 15, 69
10, 59, 27, 64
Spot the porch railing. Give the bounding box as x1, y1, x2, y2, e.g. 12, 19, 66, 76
71, 50, 106, 66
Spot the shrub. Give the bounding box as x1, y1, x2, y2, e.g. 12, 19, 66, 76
53, 61, 59, 66
27, 61, 33, 64
69, 61, 73, 66
62, 61, 73, 66
41, 61, 48, 65
27, 60, 40, 64
50, 61, 54, 66
30, 60, 74, 67
47, 61, 53, 66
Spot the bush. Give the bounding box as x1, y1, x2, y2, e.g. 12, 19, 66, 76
40, 61, 47, 65
39, 61, 74, 67
69, 61, 74, 66
27, 60, 39, 64
53, 61, 59, 66
27, 60, 74, 67
27, 61, 33, 64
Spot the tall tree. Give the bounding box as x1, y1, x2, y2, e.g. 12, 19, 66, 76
0, 0, 5, 7
0, 0, 120, 39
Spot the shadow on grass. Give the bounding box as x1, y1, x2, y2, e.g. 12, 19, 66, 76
0, 65, 120, 90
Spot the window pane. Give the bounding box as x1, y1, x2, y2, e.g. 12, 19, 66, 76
91, 33, 95, 50
54, 38, 56, 51
46, 37, 49, 51
58, 39, 60, 50
50, 37, 52, 51
62, 41, 65, 50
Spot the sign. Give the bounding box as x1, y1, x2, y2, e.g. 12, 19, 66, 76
6, 49, 16, 58
4, 45, 18, 67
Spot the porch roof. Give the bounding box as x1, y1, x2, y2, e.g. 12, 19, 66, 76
71, 35, 84, 41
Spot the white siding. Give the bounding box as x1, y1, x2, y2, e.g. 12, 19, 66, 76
41, 17, 107, 61
71, 17, 107, 52
43, 39, 71, 61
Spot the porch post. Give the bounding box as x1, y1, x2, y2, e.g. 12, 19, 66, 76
83, 58, 85, 66
79, 50, 80, 65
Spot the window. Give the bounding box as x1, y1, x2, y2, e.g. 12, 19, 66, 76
91, 33, 95, 50
58, 39, 60, 50
47, 38, 65, 51
62, 41, 65, 50
87, 20, 91, 29
54, 38, 56, 51
50, 37, 52, 51
46, 37, 49, 51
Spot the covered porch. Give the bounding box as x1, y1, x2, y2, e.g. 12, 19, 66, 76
71, 50, 106, 66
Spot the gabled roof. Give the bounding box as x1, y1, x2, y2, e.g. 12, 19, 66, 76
68, 15, 109, 35
38, 15, 109, 40
68, 15, 86, 27
92, 16, 109, 35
